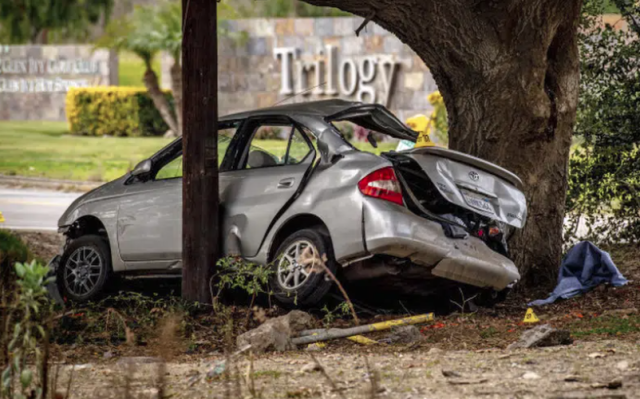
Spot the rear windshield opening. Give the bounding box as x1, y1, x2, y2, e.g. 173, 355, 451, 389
327, 106, 417, 155
331, 121, 405, 155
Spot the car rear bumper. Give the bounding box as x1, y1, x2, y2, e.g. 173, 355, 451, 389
361, 198, 520, 290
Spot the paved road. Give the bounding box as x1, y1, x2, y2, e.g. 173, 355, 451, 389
0, 187, 81, 231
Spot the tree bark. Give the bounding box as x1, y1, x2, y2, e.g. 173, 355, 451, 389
170, 61, 183, 136
181, 0, 219, 303
143, 68, 179, 135
304, 0, 583, 288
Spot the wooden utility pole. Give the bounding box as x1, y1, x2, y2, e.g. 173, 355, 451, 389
181, 0, 218, 303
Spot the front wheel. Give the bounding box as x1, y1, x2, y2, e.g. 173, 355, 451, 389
270, 228, 337, 308
57, 235, 112, 302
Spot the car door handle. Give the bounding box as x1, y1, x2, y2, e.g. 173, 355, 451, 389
277, 177, 295, 189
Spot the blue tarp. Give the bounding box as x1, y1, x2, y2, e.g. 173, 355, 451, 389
529, 241, 628, 306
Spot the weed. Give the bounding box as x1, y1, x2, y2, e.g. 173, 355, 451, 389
213, 256, 274, 308
320, 302, 351, 327
479, 326, 499, 339
252, 370, 282, 379
1, 260, 54, 399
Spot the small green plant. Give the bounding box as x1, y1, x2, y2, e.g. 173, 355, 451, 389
320, 302, 351, 327
2, 261, 54, 399
213, 257, 274, 308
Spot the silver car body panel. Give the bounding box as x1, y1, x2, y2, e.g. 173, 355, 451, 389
57, 100, 525, 291
403, 148, 527, 229
362, 197, 520, 290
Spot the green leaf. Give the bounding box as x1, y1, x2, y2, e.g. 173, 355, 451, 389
15, 262, 26, 278
20, 369, 32, 389
1, 366, 11, 389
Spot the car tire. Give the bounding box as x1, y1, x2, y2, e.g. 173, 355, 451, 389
57, 235, 112, 302
270, 228, 337, 308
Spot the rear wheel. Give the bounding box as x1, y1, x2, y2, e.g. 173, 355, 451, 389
270, 228, 337, 308
57, 235, 112, 302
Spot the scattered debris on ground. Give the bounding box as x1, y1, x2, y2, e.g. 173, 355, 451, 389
44, 340, 640, 399
236, 310, 315, 352
508, 324, 573, 349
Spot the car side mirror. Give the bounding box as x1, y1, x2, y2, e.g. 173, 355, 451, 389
132, 159, 152, 177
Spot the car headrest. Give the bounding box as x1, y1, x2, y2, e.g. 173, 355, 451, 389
247, 150, 278, 168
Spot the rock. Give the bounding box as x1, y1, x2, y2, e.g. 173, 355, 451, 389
300, 362, 321, 373
380, 325, 423, 344
607, 378, 623, 389
617, 360, 629, 371
564, 375, 584, 382
428, 347, 443, 355
507, 324, 572, 350
236, 310, 315, 353
522, 371, 541, 380
103, 351, 114, 359
588, 352, 606, 359
442, 370, 463, 378
116, 357, 162, 365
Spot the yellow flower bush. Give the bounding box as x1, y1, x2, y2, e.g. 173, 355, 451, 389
66, 87, 173, 137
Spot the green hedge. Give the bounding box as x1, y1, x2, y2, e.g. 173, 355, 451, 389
66, 87, 173, 137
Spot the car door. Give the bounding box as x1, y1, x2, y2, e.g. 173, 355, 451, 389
117, 122, 241, 267
221, 117, 316, 258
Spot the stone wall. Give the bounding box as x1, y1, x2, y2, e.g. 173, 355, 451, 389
0, 45, 117, 121
162, 17, 438, 122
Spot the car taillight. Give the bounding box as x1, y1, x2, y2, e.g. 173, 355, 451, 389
358, 167, 404, 206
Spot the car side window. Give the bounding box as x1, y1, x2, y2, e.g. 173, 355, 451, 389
287, 128, 312, 165
155, 126, 238, 180
244, 125, 292, 169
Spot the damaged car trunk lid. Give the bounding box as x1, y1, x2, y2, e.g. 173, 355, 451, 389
399, 147, 527, 229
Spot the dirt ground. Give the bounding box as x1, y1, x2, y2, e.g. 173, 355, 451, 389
7, 232, 640, 398
49, 339, 640, 399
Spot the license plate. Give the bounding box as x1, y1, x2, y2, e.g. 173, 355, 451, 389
462, 191, 494, 214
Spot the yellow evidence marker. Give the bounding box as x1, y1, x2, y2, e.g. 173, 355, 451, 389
405, 114, 436, 148
523, 308, 540, 323
0, 211, 5, 223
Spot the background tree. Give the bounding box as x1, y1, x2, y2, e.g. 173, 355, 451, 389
566, 0, 640, 246
303, 0, 583, 288
0, 0, 112, 44
96, 6, 179, 135
97, 0, 240, 137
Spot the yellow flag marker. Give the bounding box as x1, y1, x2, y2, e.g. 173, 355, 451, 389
523, 308, 540, 323
0, 211, 5, 223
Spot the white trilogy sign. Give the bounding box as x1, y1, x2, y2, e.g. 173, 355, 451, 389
274, 45, 400, 106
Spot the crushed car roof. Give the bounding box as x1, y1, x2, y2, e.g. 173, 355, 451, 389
220, 99, 364, 121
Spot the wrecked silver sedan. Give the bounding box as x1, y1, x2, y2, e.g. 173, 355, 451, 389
51, 100, 526, 306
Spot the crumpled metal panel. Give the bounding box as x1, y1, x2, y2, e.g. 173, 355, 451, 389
404, 150, 527, 228
362, 197, 520, 290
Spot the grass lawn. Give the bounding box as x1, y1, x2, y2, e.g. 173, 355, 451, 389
0, 122, 398, 182
0, 121, 172, 182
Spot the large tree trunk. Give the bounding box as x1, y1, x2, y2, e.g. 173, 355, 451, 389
143, 68, 179, 135
304, 0, 582, 288
170, 61, 183, 136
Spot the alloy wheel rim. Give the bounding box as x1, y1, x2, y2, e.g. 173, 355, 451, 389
277, 240, 317, 290
64, 246, 103, 297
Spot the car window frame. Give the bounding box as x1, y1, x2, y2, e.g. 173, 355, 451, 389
124, 119, 246, 185
233, 115, 315, 172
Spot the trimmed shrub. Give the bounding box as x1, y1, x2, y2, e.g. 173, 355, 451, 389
66, 87, 174, 137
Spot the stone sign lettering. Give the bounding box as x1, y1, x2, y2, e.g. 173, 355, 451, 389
0, 45, 117, 121
274, 45, 399, 106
